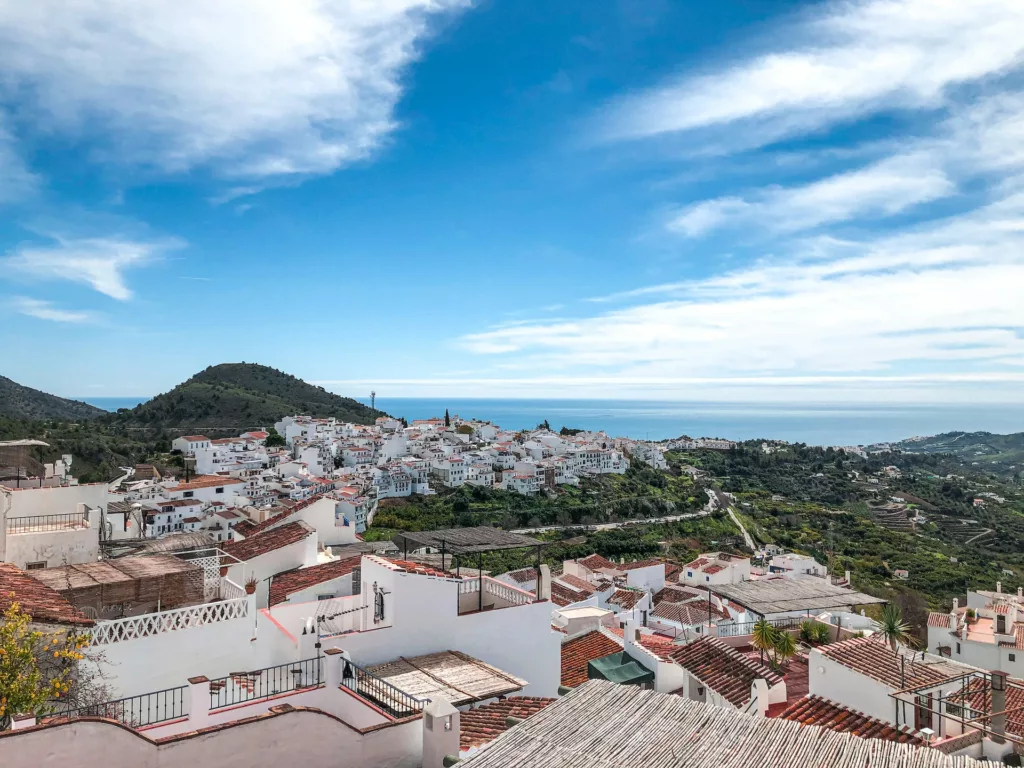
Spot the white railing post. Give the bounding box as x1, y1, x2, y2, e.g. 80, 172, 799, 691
188, 676, 211, 730
324, 648, 344, 690
11, 713, 36, 730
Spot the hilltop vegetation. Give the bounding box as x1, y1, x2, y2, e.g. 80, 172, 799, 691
107, 363, 384, 433
0, 375, 105, 421
891, 431, 1024, 479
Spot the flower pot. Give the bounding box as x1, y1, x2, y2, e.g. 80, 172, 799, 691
245, 584, 256, 595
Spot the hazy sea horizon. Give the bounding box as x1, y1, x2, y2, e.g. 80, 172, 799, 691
77, 396, 1024, 447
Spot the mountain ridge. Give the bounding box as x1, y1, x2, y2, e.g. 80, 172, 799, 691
105, 362, 384, 432
0, 375, 107, 421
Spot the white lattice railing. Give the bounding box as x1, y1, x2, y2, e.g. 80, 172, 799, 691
88, 598, 249, 646
220, 578, 246, 601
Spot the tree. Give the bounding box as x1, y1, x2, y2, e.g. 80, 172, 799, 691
537, 420, 551, 432
771, 630, 797, 668
751, 618, 776, 665
444, 409, 450, 428
264, 427, 286, 448
879, 604, 912, 650
0, 599, 89, 729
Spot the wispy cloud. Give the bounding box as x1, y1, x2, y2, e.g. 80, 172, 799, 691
3, 234, 184, 300
460, 192, 1024, 379
11, 296, 94, 323
0, 122, 39, 203
669, 152, 954, 237
601, 0, 1024, 148
0, 0, 472, 184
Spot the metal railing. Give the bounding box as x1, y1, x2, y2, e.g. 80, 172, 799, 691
715, 616, 803, 638
341, 659, 425, 719
53, 686, 188, 728
6, 512, 87, 533
209, 657, 323, 710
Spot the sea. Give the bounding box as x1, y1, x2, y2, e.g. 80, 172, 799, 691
77, 396, 1024, 447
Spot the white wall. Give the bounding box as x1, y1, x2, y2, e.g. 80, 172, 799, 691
0, 709, 422, 768
4, 526, 99, 569
226, 534, 318, 609
626, 564, 665, 592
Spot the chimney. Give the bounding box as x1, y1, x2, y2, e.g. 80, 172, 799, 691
1018, 587, 1022, 599
422, 698, 461, 768
754, 678, 769, 718
537, 564, 551, 602
990, 670, 1008, 745
953, 598, 959, 610
844, 569, 851, 585
996, 581, 1002, 594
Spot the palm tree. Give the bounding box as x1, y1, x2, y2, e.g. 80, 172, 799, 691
772, 630, 798, 669
752, 618, 776, 665
879, 604, 912, 650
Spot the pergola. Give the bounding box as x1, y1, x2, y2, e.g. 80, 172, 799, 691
391, 527, 544, 612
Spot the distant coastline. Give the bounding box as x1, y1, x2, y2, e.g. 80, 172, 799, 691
76, 395, 1024, 446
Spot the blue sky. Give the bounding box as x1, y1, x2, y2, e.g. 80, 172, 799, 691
1, 0, 1023, 404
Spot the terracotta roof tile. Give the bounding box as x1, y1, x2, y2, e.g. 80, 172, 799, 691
4, 564, 94, 627
268, 556, 362, 606
653, 600, 727, 626
779, 695, 924, 744
965, 677, 1024, 737
551, 583, 582, 607
703, 564, 725, 575
460, 697, 556, 750
556, 574, 597, 596
578, 554, 618, 571
504, 568, 538, 585
620, 559, 663, 571
927, 612, 952, 628
818, 637, 958, 690
383, 559, 453, 578
166, 474, 244, 492
221, 520, 315, 562
561, 629, 623, 688
1001, 624, 1024, 650
654, 585, 704, 605
668, 637, 782, 708
608, 588, 645, 610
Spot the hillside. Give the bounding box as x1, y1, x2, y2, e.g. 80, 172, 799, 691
0, 375, 106, 421
891, 431, 1024, 477
108, 363, 385, 433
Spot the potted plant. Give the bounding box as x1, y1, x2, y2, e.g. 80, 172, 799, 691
245, 575, 258, 595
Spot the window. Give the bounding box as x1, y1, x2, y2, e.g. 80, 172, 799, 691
317, 594, 336, 601
25, 561, 46, 570
184, 491, 194, 498
216, 487, 225, 494
705, 575, 710, 582
956, 642, 961, 654
1011, 653, 1016, 662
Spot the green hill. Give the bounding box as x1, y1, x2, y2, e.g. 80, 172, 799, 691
0, 375, 106, 421
892, 431, 1024, 477
108, 363, 384, 432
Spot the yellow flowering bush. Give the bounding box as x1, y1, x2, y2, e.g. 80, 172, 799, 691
0, 596, 88, 729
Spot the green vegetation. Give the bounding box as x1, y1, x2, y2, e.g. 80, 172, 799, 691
892, 431, 1024, 480
0, 375, 105, 421
109, 363, 384, 433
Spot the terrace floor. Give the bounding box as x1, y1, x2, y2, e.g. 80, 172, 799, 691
766, 654, 809, 718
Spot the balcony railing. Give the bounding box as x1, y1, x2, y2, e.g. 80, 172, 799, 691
52, 685, 188, 728
341, 658, 425, 719
715, 616, 803, 638
209, 657, 322, 710
6, 512, 88, 534
459, 576, 535, 609
88, 597, 249, 647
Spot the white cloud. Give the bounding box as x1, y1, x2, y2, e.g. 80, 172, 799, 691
602, 0, 1024, 147
669, 152, 954, 237
0, 123, 38, 203
459, 194, 1024, 382
11, 297, 94, 323
0, 0, 470, 180
3, 235, 182, 300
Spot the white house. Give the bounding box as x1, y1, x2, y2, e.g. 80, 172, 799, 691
927, 586, 1024, 679
171, 435, 211, 455
0, 480, 106, 570
682, 552, 750, 586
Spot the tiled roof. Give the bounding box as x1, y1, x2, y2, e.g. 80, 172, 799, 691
180, 435, 208, 441
505, 568, 538, 585
686, 557, 709, 569
268, 556, 362, 606
620, 559, 663, 571
461, 697, 556, 750
662, 561, 682, 580
3, 564, 94, 627
779, 696, 923, 744
561, 629, 623, 688
551, 583, 582, 607
966, 677, 1024, 737
578, 554, 618, 571
220, 520, 314, 562
987, 602, 1012, 615
368, 650, 526, 707
233, 492, 328, 538
668, 637, 782, 707
634, 633, 678, 661
927, 612, 952, 628
166, 474, 244, 492
817, 637, 959, 690
381, 558, 454, 578
556, 574, 597, 596
653, 600, 727, 626
608, 588, 645, 610
1001, 624, 1024, 650
654, 585, 704, 605
703, 564, 725, 575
